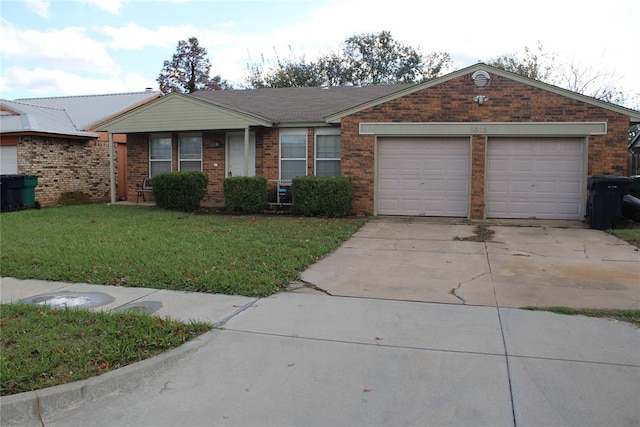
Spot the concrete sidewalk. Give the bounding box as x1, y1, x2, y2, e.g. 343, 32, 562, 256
1, 278, 639, 426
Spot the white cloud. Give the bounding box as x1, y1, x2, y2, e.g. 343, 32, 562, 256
98, 21, 236, 50
0, 21, 119, 73
0, 66, 156, 97
79, 0, 128, 14
25, 0, 50, 19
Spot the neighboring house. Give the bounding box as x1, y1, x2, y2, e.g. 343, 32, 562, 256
95, 64, 640, 220
0, 91, 162, 206
630, 131, 640, 175
630, 131, 640, 154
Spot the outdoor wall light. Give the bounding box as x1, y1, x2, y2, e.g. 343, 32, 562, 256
474, 95, 487, 105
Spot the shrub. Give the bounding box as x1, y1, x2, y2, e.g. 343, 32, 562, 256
153, 171, 208, 212
292, 176, 352, 217
224, 176, 268, 214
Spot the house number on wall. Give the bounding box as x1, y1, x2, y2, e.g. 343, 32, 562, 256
471, 126, 488, 134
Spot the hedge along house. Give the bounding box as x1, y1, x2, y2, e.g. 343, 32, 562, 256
95, 64, 640, 220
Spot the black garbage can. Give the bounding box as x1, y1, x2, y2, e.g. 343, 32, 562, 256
0, 174, 25, 212
629, 175, 640, 197
587, 175, 632, 229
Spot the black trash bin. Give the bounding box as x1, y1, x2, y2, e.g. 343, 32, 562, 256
587, 175, 632, 229
629, 175, 640, 197
0, 174, 25, 212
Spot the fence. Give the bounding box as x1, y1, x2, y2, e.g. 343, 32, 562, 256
629, 152, 640, 175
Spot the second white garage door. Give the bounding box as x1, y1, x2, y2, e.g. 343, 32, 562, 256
378, 138, 470, 216
486, 137, 585, 219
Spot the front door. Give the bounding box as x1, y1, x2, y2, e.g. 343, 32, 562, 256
227, 133, 256, 177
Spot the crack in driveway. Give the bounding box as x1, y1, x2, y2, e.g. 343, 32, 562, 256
451, 272, 490, 304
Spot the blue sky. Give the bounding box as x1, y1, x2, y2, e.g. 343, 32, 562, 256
1, 0, 638, 108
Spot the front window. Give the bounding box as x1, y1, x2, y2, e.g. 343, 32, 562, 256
149, 134, 172, 177
315, 133, 341, 177
179, 133, 202, 171
280, 131, 307, 181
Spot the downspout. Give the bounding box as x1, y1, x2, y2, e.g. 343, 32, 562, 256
109, 132, 116, 204
244, 126, 250, 176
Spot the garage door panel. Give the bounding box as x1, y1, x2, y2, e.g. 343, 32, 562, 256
487, 138, 584, 219
378, 138, 470, 216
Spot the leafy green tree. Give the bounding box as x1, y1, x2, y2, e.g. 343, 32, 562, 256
246, 49, 323, 88
244, 31, 452, 88
340, 31, 451, 85
158, 37, 230, 93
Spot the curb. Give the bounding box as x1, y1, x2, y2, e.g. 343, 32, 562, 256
0, 329, 216, 426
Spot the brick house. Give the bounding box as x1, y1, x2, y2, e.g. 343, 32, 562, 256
0, 92, 161, 206
95, 64, 640, 220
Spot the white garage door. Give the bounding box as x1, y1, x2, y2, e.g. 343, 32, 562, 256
486, 138, 585, 219
378, 138, 470, 216
0, 146, 18, 174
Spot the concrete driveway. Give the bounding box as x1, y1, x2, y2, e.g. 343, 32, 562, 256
300, 217, 640, 309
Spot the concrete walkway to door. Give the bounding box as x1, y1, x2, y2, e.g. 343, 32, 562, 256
299, 217, 640, 309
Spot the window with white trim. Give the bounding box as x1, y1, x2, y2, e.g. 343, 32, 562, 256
179, 133, 202, 171
315, 132, 341, 177
149, 134, 172, 177
280, 130, 307, 182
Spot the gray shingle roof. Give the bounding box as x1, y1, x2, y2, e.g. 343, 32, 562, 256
189, 84, 414, 123
15, 91, 162, 130
0, 99, 98, 138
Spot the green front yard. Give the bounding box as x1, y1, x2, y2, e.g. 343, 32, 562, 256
0, 204, 364, 396
0, 204, 364, 296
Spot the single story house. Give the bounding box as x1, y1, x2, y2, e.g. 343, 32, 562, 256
0, 91, 161, 206
95, 64, 640, 220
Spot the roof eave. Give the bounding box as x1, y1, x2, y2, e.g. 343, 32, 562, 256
1, 130, 99, 139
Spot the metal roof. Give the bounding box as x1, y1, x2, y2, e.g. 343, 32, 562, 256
15, 91, 162, 130
0, 99, 98, 138
188, 84, 414, 124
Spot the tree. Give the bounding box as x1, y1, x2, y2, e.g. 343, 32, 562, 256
244, 31, 453, 88
486, 42, 558, 83
340, 31, 451, 85
245, 49, 324, 88
486, 42, 632, 106
158, 37, 230, 94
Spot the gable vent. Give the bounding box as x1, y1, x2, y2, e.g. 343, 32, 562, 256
471, 70, 491, 88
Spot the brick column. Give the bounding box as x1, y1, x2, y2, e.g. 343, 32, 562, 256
470, 134, 486, 219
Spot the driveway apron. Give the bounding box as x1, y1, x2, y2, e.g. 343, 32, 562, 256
300, 217, 640, 309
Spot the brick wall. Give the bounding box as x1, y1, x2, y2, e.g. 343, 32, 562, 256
341, 72, 630, 216
17, 135, 111, 206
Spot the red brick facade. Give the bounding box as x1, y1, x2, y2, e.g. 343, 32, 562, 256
341, 73, 630, 216
123, 71, 631, 217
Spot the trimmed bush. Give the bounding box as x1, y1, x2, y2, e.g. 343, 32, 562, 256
292, 176, 352, 217
153, 171, 208, 212
224, 176, 268, 214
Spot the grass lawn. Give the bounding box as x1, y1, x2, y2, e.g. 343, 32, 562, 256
0, 303, 210, 396
0, 204, 365, 296
609, 223, 640, 248
521, 306, 640, 327
0, 204, 363, 395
